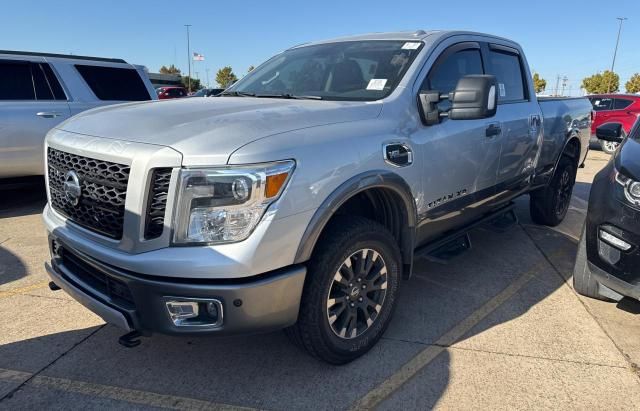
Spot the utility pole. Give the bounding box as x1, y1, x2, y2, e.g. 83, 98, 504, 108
607, 17, 627, 93
561, 76, 568, 96
554, 75, 561, 96
206, 68, 210, 88
185, 24, 192, 93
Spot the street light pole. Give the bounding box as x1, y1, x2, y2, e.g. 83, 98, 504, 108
185, 24, 192, 93
607, 17, 627, 93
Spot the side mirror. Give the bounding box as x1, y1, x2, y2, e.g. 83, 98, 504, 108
448, 75, 498, 121
418, 75, 498, 125
596, 122, 624, 143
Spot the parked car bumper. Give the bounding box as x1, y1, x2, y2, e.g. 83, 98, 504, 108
585, 161, 640, 301
46, 235, 306, 336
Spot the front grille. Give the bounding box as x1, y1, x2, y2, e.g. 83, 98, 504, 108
144, 168, 172, 239
60, 246, 135, 309
48, 148, 130, 239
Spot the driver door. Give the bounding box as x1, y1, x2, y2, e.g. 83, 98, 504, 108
410, 42, 502, 244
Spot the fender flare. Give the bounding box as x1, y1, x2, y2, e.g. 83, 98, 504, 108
293, 170, 417, 276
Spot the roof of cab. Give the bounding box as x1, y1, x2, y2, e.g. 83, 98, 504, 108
291, 30, 518, 49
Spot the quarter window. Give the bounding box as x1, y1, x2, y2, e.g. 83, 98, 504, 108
75, 65, 151, 101
487, 49, 526, 103
0, 61, 35, 100
613, 98, 633, 110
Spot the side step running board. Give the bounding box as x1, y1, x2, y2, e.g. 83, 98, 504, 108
414, 202, 516, 264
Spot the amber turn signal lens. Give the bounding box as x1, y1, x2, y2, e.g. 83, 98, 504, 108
265, 173, 289, 198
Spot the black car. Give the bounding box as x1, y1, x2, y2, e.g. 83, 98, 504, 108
574, 121, 640, 302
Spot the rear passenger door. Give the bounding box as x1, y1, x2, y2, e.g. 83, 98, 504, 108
610, 98, 635, 132
483, 43, 541, 199
0, 59, 70, 178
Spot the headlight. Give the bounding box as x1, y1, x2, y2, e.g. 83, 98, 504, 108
615, 170, 640, 207
173, 160, 295, 244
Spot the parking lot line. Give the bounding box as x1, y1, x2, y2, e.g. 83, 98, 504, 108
350, 253, 564, 410
0, 281, 50, 299
0, 367, 259, 411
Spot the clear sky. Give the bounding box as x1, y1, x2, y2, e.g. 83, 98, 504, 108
2, 0, 638, 95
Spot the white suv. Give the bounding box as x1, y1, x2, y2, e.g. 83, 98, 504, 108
0, 51, 157, 179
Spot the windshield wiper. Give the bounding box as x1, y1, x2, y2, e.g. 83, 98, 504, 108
219, 91, 256, 97
254, 93, 323, 100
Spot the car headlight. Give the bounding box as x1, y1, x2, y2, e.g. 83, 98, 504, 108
615, 170, 640, 207
173, 160, 295, 245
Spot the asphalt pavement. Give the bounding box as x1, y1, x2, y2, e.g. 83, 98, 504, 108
1, 150, 639, 410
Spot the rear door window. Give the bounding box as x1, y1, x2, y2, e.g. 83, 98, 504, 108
613, 98, 633, 110
0, 61, 35, 100
591, 98, 613, 111
486, 47, 526, 103
75, 65, 151, 101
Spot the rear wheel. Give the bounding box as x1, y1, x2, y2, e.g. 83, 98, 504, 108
530, 155, 577, 226
599, 129, 625, 155
285, 216, 401, 364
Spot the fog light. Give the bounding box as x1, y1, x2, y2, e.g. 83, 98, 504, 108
166, 301, 199, 325
206, 301, 219, 318
600, 230, 632, 251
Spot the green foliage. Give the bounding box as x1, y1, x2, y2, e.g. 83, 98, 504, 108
159, 64, 181, 75
181, 76, 202, 91
216, 66, 238, 87
582, 71, 619, 94
625, 73, 640, 94
532, 72, 547, 94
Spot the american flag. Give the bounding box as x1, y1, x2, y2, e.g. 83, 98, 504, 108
193, 52, 205, 61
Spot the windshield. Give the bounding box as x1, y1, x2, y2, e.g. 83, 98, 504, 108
227, 40, 424, 101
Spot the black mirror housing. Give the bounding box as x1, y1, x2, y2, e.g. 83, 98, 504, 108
448, 75, 498, 121
596, 122, 624, 143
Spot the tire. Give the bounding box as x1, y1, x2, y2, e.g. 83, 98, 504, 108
600, 139, 619, 155
285, 215, 401, 364
599, 129, 625, 155
530, 155, 577, 226
573, 225, 610, 301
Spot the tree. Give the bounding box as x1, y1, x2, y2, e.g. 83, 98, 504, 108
247, 65, 255, 73
532, 72, 547, 94
216, 66, 238, 87
181, 76, 202, 91
582, 70, 619, 94
626, 73, 640, 94
159, 64, 181, 75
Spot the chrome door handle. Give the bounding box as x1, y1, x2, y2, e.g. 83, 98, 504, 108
36, 112, 62, 118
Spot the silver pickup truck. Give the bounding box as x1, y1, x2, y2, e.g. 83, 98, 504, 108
43, 30, 591, 364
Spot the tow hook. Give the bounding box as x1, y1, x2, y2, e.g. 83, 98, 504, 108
118, 330, 143, 348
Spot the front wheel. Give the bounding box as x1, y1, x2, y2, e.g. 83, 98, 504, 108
285, 216, 401, 364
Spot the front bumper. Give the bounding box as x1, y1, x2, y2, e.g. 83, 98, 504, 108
585, 161, 640, 300
46, 236, 306, 336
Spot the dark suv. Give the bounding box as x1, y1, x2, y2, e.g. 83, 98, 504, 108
574, 120, 640, 302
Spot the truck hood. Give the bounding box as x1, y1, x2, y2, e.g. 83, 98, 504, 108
59, 97, 382, 165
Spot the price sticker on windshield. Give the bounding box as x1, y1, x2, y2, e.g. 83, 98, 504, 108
402, 42, 421, 50
367, 79, 388, 90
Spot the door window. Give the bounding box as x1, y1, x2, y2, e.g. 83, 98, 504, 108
424, 47, 484, 111
75, 65, 151, 101
613, 98, 633, 110
591, 98, 613, 111
0, 61, 35, 100
486, 48, 526, 103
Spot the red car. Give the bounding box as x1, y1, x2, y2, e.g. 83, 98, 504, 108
156, 86, 188, 99
588, 94, 640, 154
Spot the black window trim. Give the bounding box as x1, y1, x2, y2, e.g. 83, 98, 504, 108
40, 62, 69, 101
0, 59, 36, 101
613, 98, 633, 111
483, 42, 530, 105
0, 59, 68, 101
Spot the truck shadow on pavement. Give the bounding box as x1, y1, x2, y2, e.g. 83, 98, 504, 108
1, 198, 607, 410
0, 246, 27, 286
